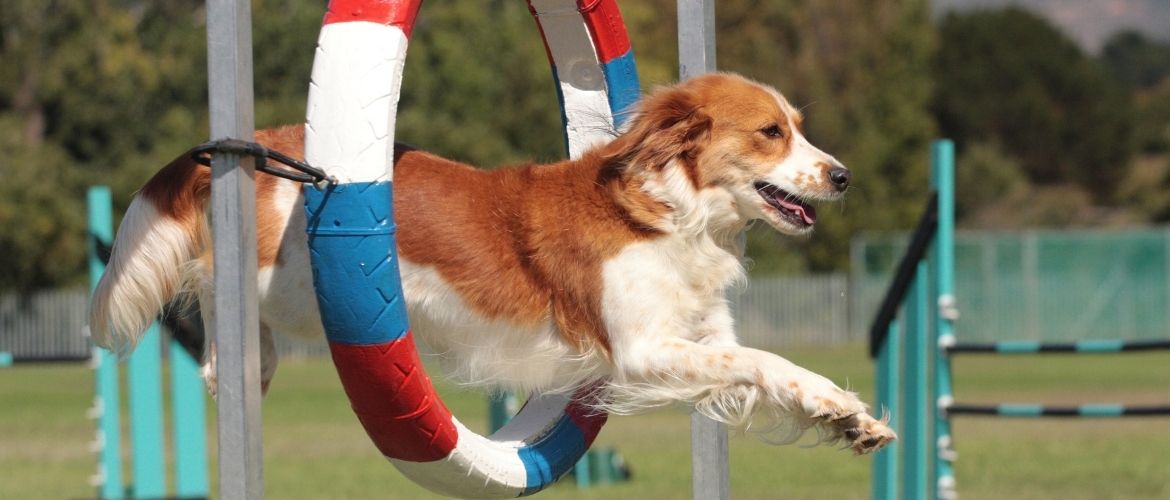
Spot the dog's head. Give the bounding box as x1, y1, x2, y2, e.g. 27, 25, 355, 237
605, 73, 849, 236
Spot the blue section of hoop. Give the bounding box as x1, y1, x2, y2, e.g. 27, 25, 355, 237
549, 48, 641, 154
303, 182, 409, 345
519, 414, 587, 495
602, 50, 639, 127
549, 64, 571, 157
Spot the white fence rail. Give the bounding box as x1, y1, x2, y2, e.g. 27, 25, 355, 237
734, 273, 853, 350
0, 287, 91, 359
1, 275, 858, 361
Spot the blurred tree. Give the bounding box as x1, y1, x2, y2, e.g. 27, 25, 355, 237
397, 0, 563, 165
0, 116, 85, 290
1101, 32, 1170, 155
0, 0, 161, 290
0, 0, 939, 290
0, 0, 311, 291
952, 141, 1027, 222
933, 8, 1134, 200
1101, 31, 1170, 91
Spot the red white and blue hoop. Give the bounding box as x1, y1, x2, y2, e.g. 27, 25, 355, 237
302, 0, 639, 496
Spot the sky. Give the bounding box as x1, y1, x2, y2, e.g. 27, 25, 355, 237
934, 0, 1170, 53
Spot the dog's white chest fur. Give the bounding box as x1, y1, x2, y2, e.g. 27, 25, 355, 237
600, 212, 747, 380
397, 260, 607, 393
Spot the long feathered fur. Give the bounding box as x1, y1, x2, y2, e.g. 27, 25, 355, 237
88, 155, 209, 355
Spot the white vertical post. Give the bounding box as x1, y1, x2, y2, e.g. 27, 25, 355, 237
206, 0, 263, 498
678, 2, 729, 500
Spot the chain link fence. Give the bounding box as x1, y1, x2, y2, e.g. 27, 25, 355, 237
853, 228, 1170, 343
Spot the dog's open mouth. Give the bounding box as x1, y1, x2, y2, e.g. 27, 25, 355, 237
755, 182, 817, 227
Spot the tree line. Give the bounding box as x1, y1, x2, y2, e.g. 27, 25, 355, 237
1, 0, 1167, 291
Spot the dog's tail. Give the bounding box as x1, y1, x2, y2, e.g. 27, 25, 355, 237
88, 152, 211, 355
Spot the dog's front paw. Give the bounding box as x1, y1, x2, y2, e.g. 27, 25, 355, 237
832, 412, 896, 455
797, 378, 868, 421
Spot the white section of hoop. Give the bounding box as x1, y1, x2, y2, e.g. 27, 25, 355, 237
387, 393, 577, 498
389, 421, 528, 498
305, 22, 407, 184
530, 0, 615, 159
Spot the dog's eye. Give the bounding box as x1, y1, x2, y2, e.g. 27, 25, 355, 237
761, 124, 784, 138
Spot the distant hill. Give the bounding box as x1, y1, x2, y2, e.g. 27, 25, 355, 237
933, 0, 1170, 53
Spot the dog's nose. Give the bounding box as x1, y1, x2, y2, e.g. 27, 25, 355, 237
827, 166, 851, 190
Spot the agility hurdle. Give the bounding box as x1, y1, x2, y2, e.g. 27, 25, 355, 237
85, 186, 208, 500
868, 140, 1170, 500
201, 0, 735, 497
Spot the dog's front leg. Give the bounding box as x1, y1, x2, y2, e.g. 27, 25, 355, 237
609, 338, 895, 454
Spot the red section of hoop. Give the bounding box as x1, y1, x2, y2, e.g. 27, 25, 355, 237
329, 333, 458, 462
578, 0, 631, 63
566, 383, 608, 445
323, 0, 423, 37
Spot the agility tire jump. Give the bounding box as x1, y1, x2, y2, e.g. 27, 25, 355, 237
301, 0, 639, 497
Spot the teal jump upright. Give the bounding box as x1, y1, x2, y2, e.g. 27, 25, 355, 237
127, 325, 165, 498
902, 262, 930, 500
87, 186, 208, 499
88, 187, 124, 499
170, 340, 209, 498
869, 139, 955, 500
871, 321, 900, 500
870, 139, 1170, 499
931, 140, 957, 499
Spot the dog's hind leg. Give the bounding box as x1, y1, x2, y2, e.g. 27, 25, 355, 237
258, 324, 277, 395
195, 286, 278, 398
197, 286, 218, 398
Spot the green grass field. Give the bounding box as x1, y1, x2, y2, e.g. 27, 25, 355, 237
2, 345, 1167, 499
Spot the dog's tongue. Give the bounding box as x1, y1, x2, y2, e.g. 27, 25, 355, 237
777, 196, 817, 225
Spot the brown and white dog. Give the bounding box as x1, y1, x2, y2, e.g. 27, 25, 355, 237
89, 73, 894, 454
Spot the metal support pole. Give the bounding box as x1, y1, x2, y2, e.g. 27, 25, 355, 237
678, 2, 728, 499
206, 0, 262, 498
690, 411, 729, 499
678, 0, 716, 79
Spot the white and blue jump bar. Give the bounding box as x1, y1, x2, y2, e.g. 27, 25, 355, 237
302, 0, 638, 497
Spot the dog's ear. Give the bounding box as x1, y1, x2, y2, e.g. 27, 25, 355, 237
602, 84, 712, 174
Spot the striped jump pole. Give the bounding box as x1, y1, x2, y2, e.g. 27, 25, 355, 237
945, 339, 1170, 354
303, 0, 638, 496
944, 403, 1170, 417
